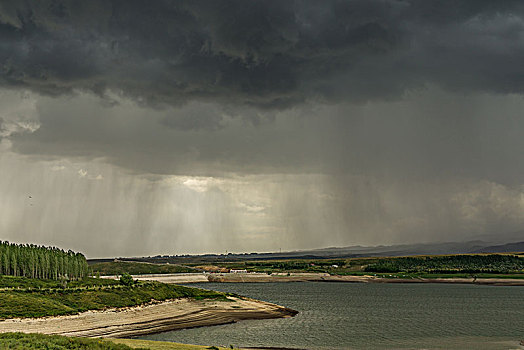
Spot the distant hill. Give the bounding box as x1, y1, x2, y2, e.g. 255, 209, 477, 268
469, 230, 524, 245
90, 238, 524, 264
301, 240, 490, 258
471, 241, 524, 253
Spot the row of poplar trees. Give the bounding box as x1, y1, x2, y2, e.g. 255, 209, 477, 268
0, 241, 89, 280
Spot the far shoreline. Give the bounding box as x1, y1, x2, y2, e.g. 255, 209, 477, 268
102, 272, 524, 286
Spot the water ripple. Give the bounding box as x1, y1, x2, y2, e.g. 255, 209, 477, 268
140, 282, 524, 350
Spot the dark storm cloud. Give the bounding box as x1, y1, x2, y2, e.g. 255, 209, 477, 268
1, 0, 524, 115
3, 1, 524, 255
3, 0, 524, 184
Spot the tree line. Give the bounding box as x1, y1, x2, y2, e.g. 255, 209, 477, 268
364, 254, 524, 274
244, 259, 346, 271
0, 241, 88, 280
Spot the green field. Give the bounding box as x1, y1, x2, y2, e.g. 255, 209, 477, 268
186, 254, 524, 278
189, 259, 348, 274
90, 261, 198, 276
88, 254, 524, 281
362, 254, 524, 274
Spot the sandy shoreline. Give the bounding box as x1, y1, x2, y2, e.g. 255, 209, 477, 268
0, 296, 297, 338
103, 272, 524, 286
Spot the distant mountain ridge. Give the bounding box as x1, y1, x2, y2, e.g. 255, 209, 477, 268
471, 241, 524, 253
293, 230, 524, 258
282, 240, 522, 258
88, 234, 524, 263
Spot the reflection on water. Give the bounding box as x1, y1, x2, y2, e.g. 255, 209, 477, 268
139, 282, 524, 349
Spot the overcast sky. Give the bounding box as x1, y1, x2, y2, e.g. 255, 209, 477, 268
1, 1, 524, 258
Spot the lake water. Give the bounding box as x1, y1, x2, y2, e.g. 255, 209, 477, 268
139, 282, 524, 349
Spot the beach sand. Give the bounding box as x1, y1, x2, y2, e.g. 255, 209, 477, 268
0, 296, 297, 338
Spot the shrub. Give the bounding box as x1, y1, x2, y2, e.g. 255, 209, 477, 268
119, 273, 134, 287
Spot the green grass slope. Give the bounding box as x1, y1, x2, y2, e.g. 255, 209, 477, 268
0, 280, 229, 319
90, 262, 198, 276
0, 333, 141, 349
0, 333, 233, 350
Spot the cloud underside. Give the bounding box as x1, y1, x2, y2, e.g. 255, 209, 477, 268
3, 90, 524, 187
0, 0, 523, 181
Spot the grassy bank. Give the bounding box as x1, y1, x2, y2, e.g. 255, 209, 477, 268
112, 338, 231, 350
0, 275, 120, 289
0, 279, 229, 319
0, 333, 138, 349
0, 333, 233, 350
0, 333, 232, 349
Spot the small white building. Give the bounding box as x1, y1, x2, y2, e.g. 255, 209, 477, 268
230, 269, 248, 274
